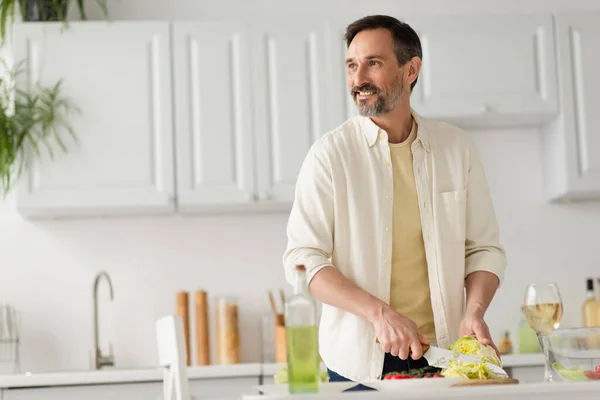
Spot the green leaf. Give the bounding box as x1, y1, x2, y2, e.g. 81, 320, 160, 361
77, 0, 87, 19
0, 60, 80, 195
0, 0, 15, 45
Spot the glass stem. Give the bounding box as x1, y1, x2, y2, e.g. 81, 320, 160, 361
539, 333, 553, 382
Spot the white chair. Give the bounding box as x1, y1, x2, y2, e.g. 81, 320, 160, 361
156, 315, 191, 400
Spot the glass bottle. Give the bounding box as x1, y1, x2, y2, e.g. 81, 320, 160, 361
582, 278, 598, 327
216, 296, 240, 365
498, 330, 513, 354
284, 265, 319, 393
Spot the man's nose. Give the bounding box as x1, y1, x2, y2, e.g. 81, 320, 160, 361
353, 65, 369, 88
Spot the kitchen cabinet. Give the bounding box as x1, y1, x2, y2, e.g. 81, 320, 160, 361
172, 22, 257, 210
401, 13, 558, 128
13, 20, 331, 217
172, 20, 332, 210
3, 382, 163, 400
3, 377, 258, 400
13, 22, 176, 218
541, 11, 600, 202
328, 14, 559, 129
12, 12, 597, 217
251, 21, 333, 204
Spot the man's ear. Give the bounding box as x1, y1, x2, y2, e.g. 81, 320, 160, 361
406, 56, 422, 87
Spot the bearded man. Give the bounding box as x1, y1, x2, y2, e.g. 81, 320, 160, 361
282, 14, 506, 384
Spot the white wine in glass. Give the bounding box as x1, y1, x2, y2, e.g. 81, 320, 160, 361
522, 283, 563, 382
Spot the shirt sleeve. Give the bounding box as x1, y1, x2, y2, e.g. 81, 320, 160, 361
282, 141, 335, 286
464, 137, 507, 286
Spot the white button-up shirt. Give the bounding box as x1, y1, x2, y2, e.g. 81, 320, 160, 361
282, 110, 506, 382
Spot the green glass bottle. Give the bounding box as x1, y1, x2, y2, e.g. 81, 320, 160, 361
284, 264, 319, 393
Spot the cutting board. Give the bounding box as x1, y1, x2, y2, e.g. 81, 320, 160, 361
452, 378, 519, 387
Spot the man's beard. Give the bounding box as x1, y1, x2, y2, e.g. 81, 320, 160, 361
351, 78, 403, 117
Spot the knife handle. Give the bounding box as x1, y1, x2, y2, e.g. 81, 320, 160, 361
375, 338, 430, 355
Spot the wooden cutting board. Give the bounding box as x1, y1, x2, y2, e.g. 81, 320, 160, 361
452, 378, 519, 387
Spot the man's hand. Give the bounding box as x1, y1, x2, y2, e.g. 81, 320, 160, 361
459, 309, 500, 359
369, 305, 429, 360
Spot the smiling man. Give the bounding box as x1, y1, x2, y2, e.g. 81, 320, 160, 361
282, 15, 506, 383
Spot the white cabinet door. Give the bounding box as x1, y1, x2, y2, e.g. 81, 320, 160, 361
405, 14, 558, 127
13, 22, 175, 218
173, 22, 257, 210
189, 377, 258, 399
542, 12, 600, 202
4, 382, 162, 400
327, 20, 358, 126
252, 21, 331, 204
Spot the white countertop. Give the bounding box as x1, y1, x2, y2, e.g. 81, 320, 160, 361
0, 363, 262, 389
242, 381, 600, 400
261, 353, 545, 376
0, 354, 544, 389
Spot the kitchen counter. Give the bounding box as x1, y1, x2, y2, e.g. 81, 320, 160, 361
242, 381, 600, 400
261, 353, 545, 376
0, 363, 262, 389
0, 354, 544, 389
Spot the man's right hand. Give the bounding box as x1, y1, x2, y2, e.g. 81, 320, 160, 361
305, 267, 429, 360
370, 305, 429, 360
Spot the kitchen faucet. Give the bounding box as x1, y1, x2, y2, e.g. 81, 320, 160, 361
91, 271, 115, 370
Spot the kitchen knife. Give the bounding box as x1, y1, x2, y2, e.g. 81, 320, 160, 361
375, 338, 508, 377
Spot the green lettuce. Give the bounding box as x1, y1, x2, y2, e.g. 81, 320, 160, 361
552, 362, 589, 381
448, 336, 502, 367
441, 360, 500, 380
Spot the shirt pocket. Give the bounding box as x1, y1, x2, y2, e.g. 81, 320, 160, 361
436, 189, 467, 243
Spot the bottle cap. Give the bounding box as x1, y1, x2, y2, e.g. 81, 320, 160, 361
587, 278, 594, 291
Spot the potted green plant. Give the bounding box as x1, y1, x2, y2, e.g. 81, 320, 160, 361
0, 0, 109, 43
0, 60, 80, 197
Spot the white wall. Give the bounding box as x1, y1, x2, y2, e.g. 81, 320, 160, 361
0, 0, 599, 373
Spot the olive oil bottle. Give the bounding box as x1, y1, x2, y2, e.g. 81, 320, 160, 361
284, 265, 319, 393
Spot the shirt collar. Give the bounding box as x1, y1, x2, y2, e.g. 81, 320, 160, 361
359, 108, 431, 152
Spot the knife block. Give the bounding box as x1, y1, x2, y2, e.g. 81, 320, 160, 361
274, 314, 287, 363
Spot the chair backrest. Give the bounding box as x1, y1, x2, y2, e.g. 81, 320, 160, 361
156, 315, 191, 400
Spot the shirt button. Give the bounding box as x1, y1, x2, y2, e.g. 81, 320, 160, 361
385, 195, 391, 200
384, 161, 390, 167
379, 132, 385, 138
385, 227, 390, 232
384, 259, 391, 264
382, 296, 388, 302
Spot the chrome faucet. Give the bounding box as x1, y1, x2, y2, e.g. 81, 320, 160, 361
91, 271, 115, 370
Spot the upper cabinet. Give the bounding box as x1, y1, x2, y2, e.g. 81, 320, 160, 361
172, 22, 257, 210
13, 22, 175, 218
405, 13, 558, 128
251, 21, 332, 204
541, 11, 600, 202
12, 20, 332, 217
9, 12, 600, 217
327, 14, 559, 129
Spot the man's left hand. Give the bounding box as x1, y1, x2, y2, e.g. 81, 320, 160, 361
459, 310, 500, 360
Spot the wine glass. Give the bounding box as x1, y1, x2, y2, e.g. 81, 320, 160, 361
522, 283, 563, 382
